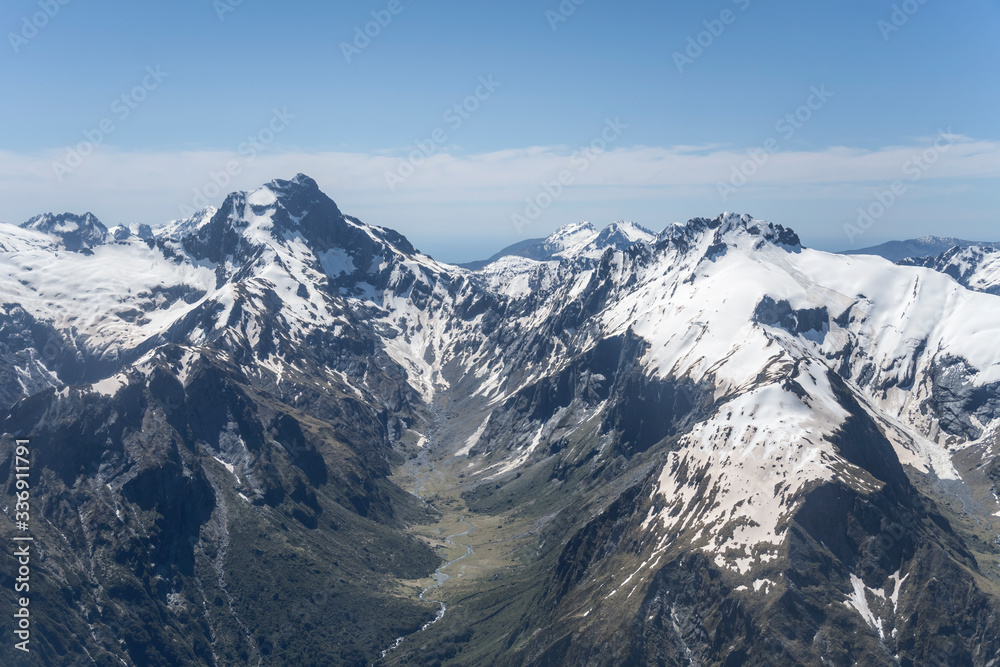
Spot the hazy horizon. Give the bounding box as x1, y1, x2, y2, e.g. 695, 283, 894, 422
3, 0, 998, 262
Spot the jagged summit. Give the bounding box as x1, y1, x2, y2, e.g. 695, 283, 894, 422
464, 213, 803, 271
592, 220, 655, 250
542, 212, 800, 263
539, 221, 598, 257
655, 212, 801, 253
3, 175, 1000, 666
112, 223, 154, 242
19, 212, 109, 251
899, 243, 1000, 295
7, 180, 805, 275
538, 220, 658, 260
713, 211, 801, 248
239, 173, 341, 221
176, 174, 417, 266
161, 207, 218, 241
259, 173, 326, 206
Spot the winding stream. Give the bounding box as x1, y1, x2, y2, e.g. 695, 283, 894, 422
417, 516, 475, 630
380, 448, 476, 659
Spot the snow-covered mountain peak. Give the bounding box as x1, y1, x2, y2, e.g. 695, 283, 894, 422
548, 220, 597, 238
900, 243, 1000, 295
713, 212, 801, 247
111, 223, 154, 242
19, 212, 109, 251
593, 220, 655, 248
174, 174, 354, 265
932, 243, 999, 267
655, 213, 801, 257
160, 207, 218, 241
257, 173, 327, 213
537, 220, 659, 261
233, 173, 332, 223
541, 221, 599, 257
192, 174, 420, 261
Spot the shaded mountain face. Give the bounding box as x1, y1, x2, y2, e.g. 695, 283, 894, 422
1, 177, 999, 666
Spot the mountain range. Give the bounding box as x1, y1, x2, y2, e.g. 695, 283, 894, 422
2, 174, 999, 666
840, 236, 1000, 263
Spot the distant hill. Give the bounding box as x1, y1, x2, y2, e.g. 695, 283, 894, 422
840, 235, 1000, 262
457, 221, 655, 270
456, 236, 547, 270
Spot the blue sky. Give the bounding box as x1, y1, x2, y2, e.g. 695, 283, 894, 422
1, 0, 998, 262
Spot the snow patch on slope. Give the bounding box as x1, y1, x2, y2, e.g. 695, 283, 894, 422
455, 414, 491, 457
845, 574, 885, 640
649, 361, 856, 574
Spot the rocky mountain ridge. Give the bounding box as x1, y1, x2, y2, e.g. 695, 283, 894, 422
1, 175, 999, 666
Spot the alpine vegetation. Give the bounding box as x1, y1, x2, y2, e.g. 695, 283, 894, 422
1, 175, 999, 665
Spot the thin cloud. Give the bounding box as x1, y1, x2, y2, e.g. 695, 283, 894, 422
0, 137, 997, 229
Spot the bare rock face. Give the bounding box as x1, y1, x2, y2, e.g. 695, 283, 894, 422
1, 176, 999, 666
